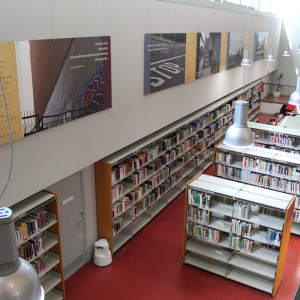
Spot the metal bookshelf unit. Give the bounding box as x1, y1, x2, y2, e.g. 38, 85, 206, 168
249, 121, 300, 154
95, 81, 263, 254
183, 174, 294, 297
214, 141, 300, 235
10, 190, 66, 300
249, 121, 300, 235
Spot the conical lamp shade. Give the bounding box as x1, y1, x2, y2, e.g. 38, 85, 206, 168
266, 48, 275, 61
0, 207, 44, 300
289, 77, 300, 110
241, 50, 251, 66
224, 100, 253, 148
282, 44, 290, 56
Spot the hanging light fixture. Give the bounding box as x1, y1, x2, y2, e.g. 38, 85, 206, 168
0, 207, 44, 300
241, 50, 251, 66
224, 100, 254, 148
266, 48, 275, 61
296, 44, 300, 53
289, 77, 300, 114
241, 1, 251, 66
282, 44, 291, 56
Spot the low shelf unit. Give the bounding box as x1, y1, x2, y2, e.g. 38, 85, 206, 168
95, 80, 263, 254
248, 121, 300, 155
214, 141, 300, 235
10, 190, 66, 300
183, 174, 294, 297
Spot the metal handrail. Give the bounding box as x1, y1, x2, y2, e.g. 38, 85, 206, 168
262, 82, 296, 99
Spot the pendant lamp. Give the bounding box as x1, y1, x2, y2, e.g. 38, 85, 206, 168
282, 44, 290, 56
266, 48, 275, 61
241, 50, 251, 66
0, 207, 44, 300
241, 2, 251, 67
289, 77, 300, 114
224, 100, 253, 148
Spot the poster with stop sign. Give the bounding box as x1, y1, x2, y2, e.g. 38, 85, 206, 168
144, 33, 187, 95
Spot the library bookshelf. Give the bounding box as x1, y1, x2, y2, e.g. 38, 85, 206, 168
95, 80, 263, 254
214, 141, 300, 235
10, 190, 66, 300
183, 174, 294, 297
249, 121, 300, 155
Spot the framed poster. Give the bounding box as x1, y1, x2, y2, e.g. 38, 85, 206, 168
29, 36, 112, 132
144, 33, 186, 94
0, 42, 23, 146
226, 32, 244, 70
196, 32, 221, 79
254, 32, 268, 61
0, 36, 112, 143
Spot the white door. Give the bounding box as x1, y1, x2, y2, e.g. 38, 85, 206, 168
48, 172, 85, 279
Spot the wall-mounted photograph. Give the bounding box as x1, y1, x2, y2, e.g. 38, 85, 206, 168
144, 33, 186, 95
254, 32, 268, 61
226, 32, 244, 70
196, 32, 221, 79
28, 36, 112, 134
0, 36, 112, 146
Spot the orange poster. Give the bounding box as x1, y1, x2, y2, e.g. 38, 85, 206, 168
220, 33, 228, 72
185, 33, 197, 83
0, 42, 23, 146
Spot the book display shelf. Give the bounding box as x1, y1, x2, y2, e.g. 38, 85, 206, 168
10, 191, 66, 300
249, 121, 300, 155
95, 80, 263, 254
183, 174, 294, 296
214, 142, 300, 236
249, 122, 300, 235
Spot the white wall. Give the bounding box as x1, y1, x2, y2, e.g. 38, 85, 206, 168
0, 0, 281, 262
269, 0, 300, 86
271, 23, 297, 85
0, 0, 281, 208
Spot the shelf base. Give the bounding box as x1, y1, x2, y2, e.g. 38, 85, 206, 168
184, 252, 228, 277
227, 268, 274, 295
291, 221, 300, 235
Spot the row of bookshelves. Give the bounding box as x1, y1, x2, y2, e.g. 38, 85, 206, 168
111, 125, 213, 203
96, 81, 263, 253
113, 158, 213, 249
110, 85, 261, 188
111, 105, 234, 193
112, 148, 211, 221
113, 159, 214, 252
110, 110, 233, 228
111, 104, 235, 186
183, 174, 294, 296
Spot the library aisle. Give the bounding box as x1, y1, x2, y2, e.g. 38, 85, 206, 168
66, 168, 300, 300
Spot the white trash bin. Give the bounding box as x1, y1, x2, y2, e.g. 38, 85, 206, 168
93, 239, 112, 267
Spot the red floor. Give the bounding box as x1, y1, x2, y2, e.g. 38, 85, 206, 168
66, 166, 300, 300
258, 113, 275, 124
